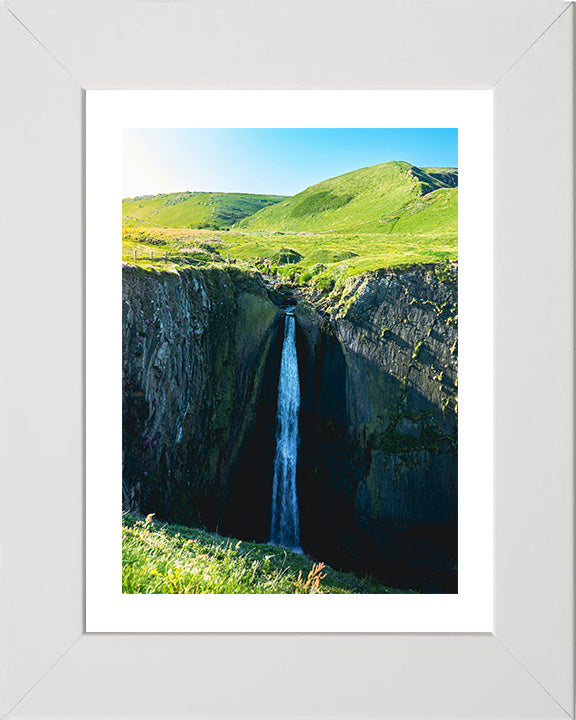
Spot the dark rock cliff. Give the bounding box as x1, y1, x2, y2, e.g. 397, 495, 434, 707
122, 262, 457, 592
295, 263, 458, 592
122, 265, 281, 528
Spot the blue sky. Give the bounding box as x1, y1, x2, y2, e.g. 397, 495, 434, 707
123, 128, 457, 198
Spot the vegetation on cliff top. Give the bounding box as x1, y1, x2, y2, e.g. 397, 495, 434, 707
121, 160, 457, 292
123, 513, 412, 594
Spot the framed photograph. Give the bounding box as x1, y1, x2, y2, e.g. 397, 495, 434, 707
1, 1, 573, 718
87, 90, 492, 633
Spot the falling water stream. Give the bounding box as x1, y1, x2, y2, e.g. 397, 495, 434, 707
269, 309, 302, 552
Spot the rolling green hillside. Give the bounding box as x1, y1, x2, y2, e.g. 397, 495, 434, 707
122, 191, 286, 230
122, 160, 457, 291
236, 161, 457, 234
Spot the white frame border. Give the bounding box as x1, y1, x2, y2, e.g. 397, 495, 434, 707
86, 90, 493, 634
0, 1, 573, 718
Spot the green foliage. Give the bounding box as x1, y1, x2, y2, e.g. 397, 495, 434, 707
332, 251, 358, 262
216, 230, 456, 290
372, 424, 457, 455
270, 247, 303, 265
122, 513, 411, 594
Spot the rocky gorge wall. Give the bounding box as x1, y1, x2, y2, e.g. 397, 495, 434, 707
295, 263, 458, 592
122, 262, 458, 592
122, 265, 280, 528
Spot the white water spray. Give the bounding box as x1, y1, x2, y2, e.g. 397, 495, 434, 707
269, 310, 302, 552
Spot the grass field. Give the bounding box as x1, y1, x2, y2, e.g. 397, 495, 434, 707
123, 513, 412, 594
122, 225, 457, 292
121, 160, 458, 292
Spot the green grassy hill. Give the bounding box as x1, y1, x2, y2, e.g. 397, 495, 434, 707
123, 513, 412, 594
121, 160, 457, 292
122, 191, 286, 230
236, 161, 457, 234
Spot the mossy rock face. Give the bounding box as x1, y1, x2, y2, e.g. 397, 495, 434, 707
270, 247, 303, 265
293, 262, 458, 591
122, 265, 281, 529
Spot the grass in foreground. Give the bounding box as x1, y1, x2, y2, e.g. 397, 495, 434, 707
122, 513, 412, 594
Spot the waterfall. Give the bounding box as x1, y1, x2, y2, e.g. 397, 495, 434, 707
269, 310, 302, 553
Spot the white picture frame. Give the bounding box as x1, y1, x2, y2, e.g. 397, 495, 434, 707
0, 1, 573, 718
86, 89, 493, 633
